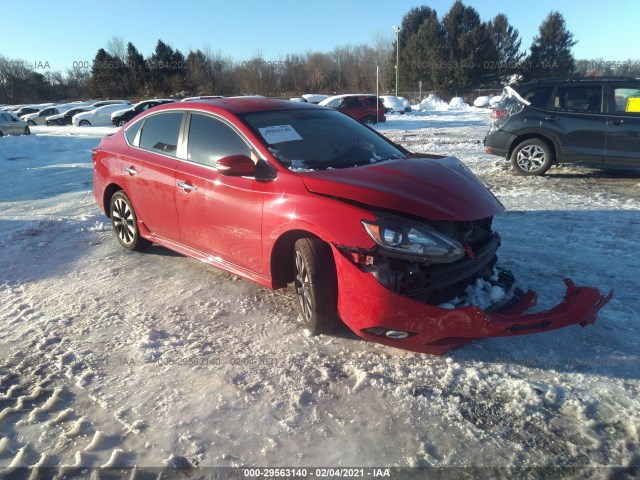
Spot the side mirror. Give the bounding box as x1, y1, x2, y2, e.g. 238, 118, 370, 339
215, 154, 256, 176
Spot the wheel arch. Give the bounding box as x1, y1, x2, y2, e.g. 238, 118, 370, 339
270, 229, 323, 289
102, 183, 125, 218
508, 134, 558, 164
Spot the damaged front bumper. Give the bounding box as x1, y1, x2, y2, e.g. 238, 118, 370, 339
332, 245, 613, 355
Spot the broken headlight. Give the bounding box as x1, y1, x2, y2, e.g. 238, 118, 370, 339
362, 214, 465, 264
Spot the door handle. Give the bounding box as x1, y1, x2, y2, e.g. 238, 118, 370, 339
609, 119, 624, 126
543, 115, 557, 122
177, 181, 197, 192
124, 166, 138, 175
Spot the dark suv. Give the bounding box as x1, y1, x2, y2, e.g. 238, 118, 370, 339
319, 94, 386, 124
484, 77, 640, 175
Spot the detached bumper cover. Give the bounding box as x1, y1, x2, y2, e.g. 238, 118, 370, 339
333, 247, 613, 355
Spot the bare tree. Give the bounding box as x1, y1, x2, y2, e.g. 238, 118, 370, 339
106, 36, 126, 62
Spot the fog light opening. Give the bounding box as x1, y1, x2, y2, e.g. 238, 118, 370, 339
385, 330, 410, 339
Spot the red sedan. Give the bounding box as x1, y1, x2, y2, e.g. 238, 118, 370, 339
93, 98, 611, 355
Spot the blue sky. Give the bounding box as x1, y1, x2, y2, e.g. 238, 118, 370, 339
1, 0, 638, 71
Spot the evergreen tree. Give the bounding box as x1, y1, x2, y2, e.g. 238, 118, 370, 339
90, 48, 120, 98
441, 1, 494, 91
125, 42, 147, 97
148, 40, 186, 96
486, 13, 524, 82
526, 11, 577, 79
396, 6, 441, 93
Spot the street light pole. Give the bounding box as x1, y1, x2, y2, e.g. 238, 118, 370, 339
393, 25, 401, 96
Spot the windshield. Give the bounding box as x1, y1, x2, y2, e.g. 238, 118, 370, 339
241, 109, 407, 171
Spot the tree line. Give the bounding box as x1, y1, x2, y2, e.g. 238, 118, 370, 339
1, 1, 639, 105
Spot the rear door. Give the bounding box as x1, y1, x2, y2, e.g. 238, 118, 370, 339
119, 112, 183, 240
545, 84, 606, 165
604, 84, 640, 168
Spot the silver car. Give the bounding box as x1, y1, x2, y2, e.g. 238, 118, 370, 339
0, 111, 30, 136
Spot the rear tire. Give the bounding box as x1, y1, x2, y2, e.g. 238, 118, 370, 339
293, 238, 340, 334
79, 120, 91, 127
511, 138, 553, 176
109, 191, 152, 251
362, 116, 376, 126
24, 126, 30, 135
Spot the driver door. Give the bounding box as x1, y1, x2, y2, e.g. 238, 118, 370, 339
173, 113, 265, 273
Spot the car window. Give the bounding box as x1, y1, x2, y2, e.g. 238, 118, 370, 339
187, 113, 252, 167
523, 87, 552, 109
612, 87, 640, 114
344, 97, 359, 108
323, 98, 341, 109
138, 112, 183, 155
242, 108, 406, 171
125, 120, 143, 145
553, 86, 602, 113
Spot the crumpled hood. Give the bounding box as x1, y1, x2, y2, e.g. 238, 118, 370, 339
300, 156, 504, 221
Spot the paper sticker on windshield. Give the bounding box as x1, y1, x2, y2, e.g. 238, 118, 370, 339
626, 98, 640, 113
258, 125, 303, 144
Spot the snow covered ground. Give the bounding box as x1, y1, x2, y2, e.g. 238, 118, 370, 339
1, 110, 639, 474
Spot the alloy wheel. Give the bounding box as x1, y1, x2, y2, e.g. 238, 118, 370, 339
515, 144, 547, 172
111, 197, 136, 246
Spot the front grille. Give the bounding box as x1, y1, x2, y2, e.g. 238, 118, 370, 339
430, 217, 494, 250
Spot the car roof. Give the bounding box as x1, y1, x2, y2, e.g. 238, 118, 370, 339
155, 97, 322, 115
323, 93, 377, 100
516, 76, 640, 87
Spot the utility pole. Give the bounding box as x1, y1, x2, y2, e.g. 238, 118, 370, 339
393, 25, 401, 96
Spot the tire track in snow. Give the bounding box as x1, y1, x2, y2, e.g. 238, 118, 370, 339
0, 284, 164, 469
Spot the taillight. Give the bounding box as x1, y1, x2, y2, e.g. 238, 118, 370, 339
491, 109, 507, 121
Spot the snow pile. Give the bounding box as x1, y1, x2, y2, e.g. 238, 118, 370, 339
439, 269, 510, 310
473, 96, 491, 108
419, 94, 449, 111
419, 94, 470, 111
449, 97, 469, 109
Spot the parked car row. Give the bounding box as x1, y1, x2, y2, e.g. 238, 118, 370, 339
1, 99, 183, 131
110, 99, 175, 127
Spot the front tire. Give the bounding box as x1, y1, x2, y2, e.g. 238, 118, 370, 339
117, 120, 127, 127
27, 120, 36, 126
511, 138, 553, 176
109, 191, 151, 251
294, 238, 339, 334
24, 126, 30, 135
79, 120, 91, 127
362, 116, 376, 126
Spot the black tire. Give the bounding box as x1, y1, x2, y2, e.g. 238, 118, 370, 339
79, 120, 91, 127
117, 120, 127, 127
362, 116, 376, 126
109, 191, 152, 251
0, 130, 3, 137
293, 238, 339, 334
27, 120, 36, 126
511, 138, 553, 176
24, 126, 30, 135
